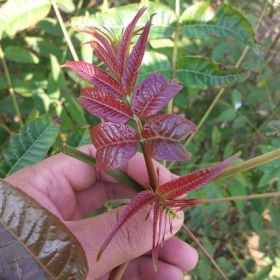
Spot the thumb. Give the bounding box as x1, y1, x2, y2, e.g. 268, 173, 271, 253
66, 205, 184, 279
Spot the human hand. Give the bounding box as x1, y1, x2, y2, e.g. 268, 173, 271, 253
5, 145, 198, 279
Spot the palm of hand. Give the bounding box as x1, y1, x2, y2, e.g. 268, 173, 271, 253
5, 145, 198, 279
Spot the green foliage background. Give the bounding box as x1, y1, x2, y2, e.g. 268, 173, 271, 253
0, 0, 279, 279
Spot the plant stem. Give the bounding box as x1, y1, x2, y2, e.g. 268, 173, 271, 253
140, 143, 158, 190
51, 0, 79, 61
167, 0, 180, 115
0, 121, 14, 135
215, 148, 280, 181
61, 144, 143, 192
181, 224, 229, 280
179, 1, 268, 151
0, 45, 23, 127
226, 244, 250, 276
200, 192, 280, 204
134, 118, 158, 190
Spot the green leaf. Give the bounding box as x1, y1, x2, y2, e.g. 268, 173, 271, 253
0, 0, 51, 39
0, 180, 88, 279
180, 2, 254, 45
176, 56, 249, 89
4, 46, 39, 64
249, 211, 264, 231
139, 51, 172, 82
71, 3, 176, 40
25, 36, 62, 59
0, 116, 59, 177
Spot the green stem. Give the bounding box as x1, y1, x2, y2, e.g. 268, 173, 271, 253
0, 45, 23, 126
0, 121, 14, 135
201, 192, 280, 204
226, 244, 250, 276
61, 144, 143, 192
51, 0, 79, 61
215, 148, 280, 181
167, 0, 180, 115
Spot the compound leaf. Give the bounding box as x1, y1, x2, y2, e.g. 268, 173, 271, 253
180, 2, 254, 44
0, 115, 59, 177
176, 56, 249, 89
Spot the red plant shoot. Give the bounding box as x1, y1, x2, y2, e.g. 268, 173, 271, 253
63, 7, 240, 270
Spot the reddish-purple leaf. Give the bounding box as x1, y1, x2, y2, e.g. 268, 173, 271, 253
157, 152, 241, 199
89, 41, 120, 79
131, 73, 183, 118
80, 28, 117, 58
122, 17, 152, 94
141, 114, 196, 161
117, 7, 147, 76
96, 190, 154, 261
63, 61, 123, 96
91, 122, 139, 170
79, 88, 132, 123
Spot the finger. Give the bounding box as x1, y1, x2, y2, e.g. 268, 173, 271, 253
155, 236, 198, 272
123, 256, 184, 280
66, 206, 184, 279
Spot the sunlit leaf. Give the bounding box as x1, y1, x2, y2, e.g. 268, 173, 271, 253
0, 0, 51, 39
142, 114, 196, 161
91, 122, 138, 170
180, 2, 254, 44
79, 87, 132, 123
132, 73, 182, 118
0, 116, 59, 177
0, 180, 88, 279
176, 56, 249, 89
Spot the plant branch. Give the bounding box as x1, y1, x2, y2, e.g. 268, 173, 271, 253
215, 148, 280, 181
167, 0, 180, 115
61, 144, 143, 192
200, 192, 280, 204
0, 45, 23, 127
0, 121, 14, 135
181, 224, 229, 280
135, 118, 158, 190
51, 0, 79, 61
